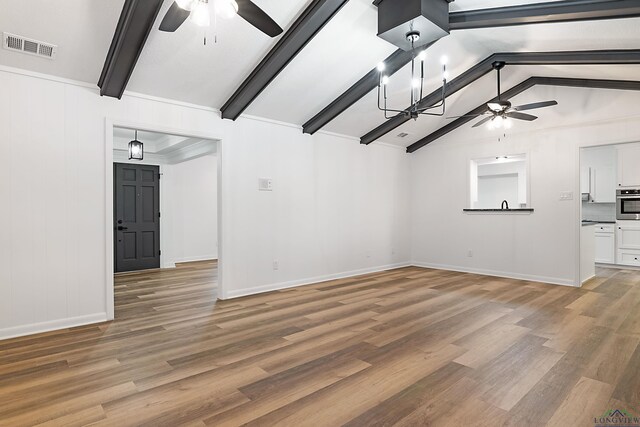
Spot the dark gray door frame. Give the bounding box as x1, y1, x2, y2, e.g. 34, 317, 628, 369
302, 0, 640, 135
360, 49, 640, 145
406, 76, 640, 153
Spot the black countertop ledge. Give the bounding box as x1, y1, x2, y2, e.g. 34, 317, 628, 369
463, 208, 534, 212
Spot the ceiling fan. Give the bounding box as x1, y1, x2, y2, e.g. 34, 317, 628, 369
448, 61, 558, 129
159, 0, 283, 38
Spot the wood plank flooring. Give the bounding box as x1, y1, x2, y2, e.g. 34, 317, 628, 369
1, 261, 639, 426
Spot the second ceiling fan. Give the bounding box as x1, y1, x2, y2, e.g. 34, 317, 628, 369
159, 0, 283, 37
449, 61, 558, 129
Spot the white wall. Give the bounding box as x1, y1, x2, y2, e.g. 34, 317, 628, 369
0, 66, 410, 339
410, 86, 640, 287
165, 155, 218, 265
6, 66, 638, 339
221, 120, 411, 298
477, 174, 519, 209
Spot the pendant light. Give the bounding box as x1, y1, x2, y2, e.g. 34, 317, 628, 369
128, 130, 143, 161
377, 31, 448, 120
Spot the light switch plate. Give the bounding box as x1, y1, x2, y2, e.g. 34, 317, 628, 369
258, 178, 273, 191
559, 191, 574, 201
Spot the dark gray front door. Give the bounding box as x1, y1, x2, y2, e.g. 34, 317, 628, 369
114, 163, 160, 272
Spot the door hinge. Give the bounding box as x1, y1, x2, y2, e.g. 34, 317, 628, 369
159, 250, 161, 255
158, 212, 161, 218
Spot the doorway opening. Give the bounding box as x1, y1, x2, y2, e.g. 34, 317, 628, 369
106, 123, 222, 319
578, 141, 640, 286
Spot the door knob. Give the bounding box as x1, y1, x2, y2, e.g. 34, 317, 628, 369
117, 226, 128, 231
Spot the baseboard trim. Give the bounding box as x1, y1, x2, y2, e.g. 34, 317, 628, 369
0, 313, 109, 341
596, 262, 640, 271
410, 261, 577, 288
223, 262, 412, 299
173, 255, 218, 264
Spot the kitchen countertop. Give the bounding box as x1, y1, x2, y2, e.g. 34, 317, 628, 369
581, 221, 598, 226
463, 208, 534, 212
582, 220, 616, 226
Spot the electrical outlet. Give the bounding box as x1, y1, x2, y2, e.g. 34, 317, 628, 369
467, 250, 473, 257
272, 261, 279, 270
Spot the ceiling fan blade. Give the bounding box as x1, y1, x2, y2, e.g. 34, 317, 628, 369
472, 116, 494, 128
159, 1, 191, 32
446, 114, 485, 119
513, 100, 558, 111
236, 0, 283, 37
506, 111, 538, 121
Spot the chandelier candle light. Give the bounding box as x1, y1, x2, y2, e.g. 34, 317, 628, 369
377, 31, 448, 120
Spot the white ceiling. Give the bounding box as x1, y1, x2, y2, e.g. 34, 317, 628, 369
127, 0, 312, 107
1, 0, 640, 147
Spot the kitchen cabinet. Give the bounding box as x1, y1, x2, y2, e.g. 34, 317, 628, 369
617, 249, 640, 267
594, 224, 615, 264
580, 167, 591, 195
617, 144, 640, 188
616, 221, 640, 266
581, 146, 616, 203
592, 166, 616, 203
617, 222, 640, 250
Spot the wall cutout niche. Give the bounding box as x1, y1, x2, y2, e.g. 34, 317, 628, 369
466, 154, 533, 212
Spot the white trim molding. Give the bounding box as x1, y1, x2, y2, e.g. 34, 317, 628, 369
0, 313, 108, 341
411, 261, 577, 288
225, 262, 411, 299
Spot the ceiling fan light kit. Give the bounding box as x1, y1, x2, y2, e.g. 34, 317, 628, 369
190, 0, 212, 27
159, 0, 282, 37
447, 61, 559, 130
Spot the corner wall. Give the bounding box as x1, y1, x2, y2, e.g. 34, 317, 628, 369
220, 120, 411, 298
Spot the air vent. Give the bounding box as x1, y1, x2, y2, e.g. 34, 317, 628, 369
3, 32, 57, 60
397, 132, 410, 138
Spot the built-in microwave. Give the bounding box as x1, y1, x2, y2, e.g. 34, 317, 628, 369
617, 189, 640, 220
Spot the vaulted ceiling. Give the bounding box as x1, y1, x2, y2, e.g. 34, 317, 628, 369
1, 0, 640, 150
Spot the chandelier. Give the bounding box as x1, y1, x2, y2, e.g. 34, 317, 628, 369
377, 31, 448, 120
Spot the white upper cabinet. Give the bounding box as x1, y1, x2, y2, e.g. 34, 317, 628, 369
617, 144, 640, 188
580, 166, 591, 195
592, 166, 616, 203
581, 146, 617, 203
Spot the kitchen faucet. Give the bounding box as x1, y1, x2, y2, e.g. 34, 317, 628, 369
501, 200, 509, 210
